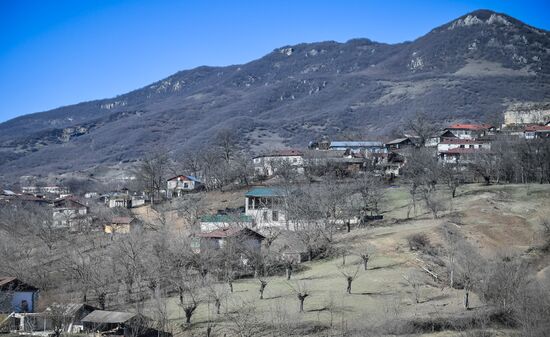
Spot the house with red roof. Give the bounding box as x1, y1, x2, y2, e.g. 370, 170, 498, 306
523, 125, 550, 139
445, 123, 495, 140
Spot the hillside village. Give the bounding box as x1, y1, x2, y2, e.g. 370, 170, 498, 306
1, 104, 550, 337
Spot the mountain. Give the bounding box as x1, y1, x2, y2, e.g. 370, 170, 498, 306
1, 9, 549, 179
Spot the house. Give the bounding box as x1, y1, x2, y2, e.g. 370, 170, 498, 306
523, 125, 550, 139
245, 187, 287, 229
425, 130, 456, 147
82, 310, 158, 337
52, 197, 88, 228
166, 175, 203, 197
104, 217, 140, 234
0, 277, 38, 313
252, 149, 304, 177
385, 137, 416, 151
200, 214, 253, 232
445, 123, 494, 140
193, 227, 265, 254
44, 303, 98, 333
437, 138, 491, 164
21, 186, 69, 196
329, 141, 386, 154
106, 193, 145, 208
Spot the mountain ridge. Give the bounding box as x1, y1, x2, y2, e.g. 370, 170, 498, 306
1, 9, 549, 179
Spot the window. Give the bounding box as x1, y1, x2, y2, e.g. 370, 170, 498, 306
469, 145, 473, 148
248, 197, 254, 209
460, 145, 465, 148
272, 211, 279, 221
263, 211, 268, 221
183, 182, 189, 188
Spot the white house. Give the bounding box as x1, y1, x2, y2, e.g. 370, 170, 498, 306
245, 187, 288, 229
437, 138, 490, 163
252, 149, 304, 177
166, 175, 203, 197
52, 197, 88, 228
445, 123, 494, 140
523, 125, 550, 139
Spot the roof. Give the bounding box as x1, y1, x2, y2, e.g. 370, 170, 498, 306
439, 138, 488, 144
523, 125, 550, 132
200, 214, 253, 223
386, 138, 412, 145
254, 149, 303, 158
53, 197, 87, 209
111, 217, 135, 224
197, 227, 265, 239
330, 141, 384, 148
0, 277, 38, 291
47, 303, 98, 317
446, 123, 493, 131
245, 187, 285, 197
439, 148, 486, 154
81, 310, 138, 324
167, 175, 202, 183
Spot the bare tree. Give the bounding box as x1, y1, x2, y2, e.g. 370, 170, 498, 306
338, 263, 360, 294
405, 112, 440, 147
134, 150, 170, 203
286, 281, 310, 312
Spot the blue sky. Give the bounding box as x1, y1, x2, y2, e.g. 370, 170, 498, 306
0, 0, 549, 122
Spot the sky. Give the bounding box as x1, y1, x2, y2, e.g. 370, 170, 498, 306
0, 0, 549, 123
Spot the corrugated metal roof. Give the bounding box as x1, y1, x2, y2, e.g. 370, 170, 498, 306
386, 138, 410, 145
330, 141, 383, 148
197, 227, 265, 239
200, 214, 253, 223
81, 310, 137, 324
245, 187, 285, 197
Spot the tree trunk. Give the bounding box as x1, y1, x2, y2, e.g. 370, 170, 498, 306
346, 221, 351, 233
98, 293, 106, 310
259, 281, 267, 299
362, 257, 369, 271
215, 299, 221, 314
464, 290, 469, 310
286, 267, 292, 280
297, 294, 308, 312
228, 280, 233, 293
346, 278, 352, 294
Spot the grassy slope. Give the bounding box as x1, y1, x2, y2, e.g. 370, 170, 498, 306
146, 183, 550, 336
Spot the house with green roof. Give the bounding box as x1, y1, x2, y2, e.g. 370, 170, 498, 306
245, 187, 288, 230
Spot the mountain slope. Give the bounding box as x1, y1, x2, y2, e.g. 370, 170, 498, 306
1, 9, 549, 178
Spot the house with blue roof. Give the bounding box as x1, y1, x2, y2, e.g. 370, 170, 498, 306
166, 175, 204, 198
329, 141, 386, 154
245, 187, 288, 229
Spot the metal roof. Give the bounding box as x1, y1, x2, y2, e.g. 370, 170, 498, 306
330, 141, 383, 148
81, 310, 138, 324
245, 187, 285, 197
197, 227, 265, 239
200, 214, 253, 223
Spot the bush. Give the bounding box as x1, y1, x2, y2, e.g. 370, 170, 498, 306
407, 233, 430, 251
